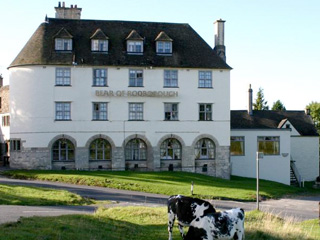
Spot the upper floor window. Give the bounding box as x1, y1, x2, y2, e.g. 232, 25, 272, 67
93, 102, 108, 121
55, 38, 72, 51
56, 68, 71, 86
258, 136, 280, 155
157, 41, 172, 54
155, 31, 173, 54
199, 71, 212, 88
199, 103, 212, 121
93, 69, 107, 86
126, 30, 144, 54
55, 102, 71, 121
164, 103, 179, 121
2, 115, 10, 127
91, 39, 108, 52
129, 70, 143, 87
164, 70, 178, 87
127, 41, 143, 54
129, 103, 144, 121
231, 136, 245, 156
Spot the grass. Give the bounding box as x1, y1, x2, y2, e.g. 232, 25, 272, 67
0, 184, 93, 206
0, 206, 318, 240
3, 170, 319, 201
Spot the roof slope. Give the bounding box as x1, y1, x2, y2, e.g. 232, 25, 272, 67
9, 18, 231, 69
231, 110, 319, 136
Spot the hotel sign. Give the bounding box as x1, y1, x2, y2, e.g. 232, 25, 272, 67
95, 90, 178, 98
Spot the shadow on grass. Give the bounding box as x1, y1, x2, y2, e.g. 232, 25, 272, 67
0, 213, 314, 240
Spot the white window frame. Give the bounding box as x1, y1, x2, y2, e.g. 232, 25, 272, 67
164, 103, 179, 121
55, 68, 71, 86
129, 70, 143, 87
55, 38, 72, 51
129, 103, 144, 121
91, 39, 108, 52
199, 71, 212, 88
199, 103, 212, 121
230, 136, 245, 156
257, 136, 280, 155
164, 70, 178, 87
93, 69, 107, 86
55, 102, 71, 121
157, 41, 172, 54
92, 102, 108, 121
195, 138, 215, 160
127, 41, 143, 54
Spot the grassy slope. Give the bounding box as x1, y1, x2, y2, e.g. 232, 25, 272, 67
0, 207, 318, 240
0, 184, 93, 206
3, 170, 317, 201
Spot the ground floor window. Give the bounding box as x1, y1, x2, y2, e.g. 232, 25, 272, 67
52, 139, 75, 161
257, 136, 280, 155
230, 136, 245, 156
125, 138, 147, 161
89, 138, 111, 160
160, 138, 181, 160
195, 138, 215, 160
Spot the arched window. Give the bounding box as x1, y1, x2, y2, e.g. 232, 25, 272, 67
195, 138, 215, 160
160, 138, 181, 160
125, 138, 146, 161
52, 138, 75, 161
89, 138, 111, 160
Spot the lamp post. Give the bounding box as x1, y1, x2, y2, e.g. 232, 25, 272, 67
256, 152, 264, 210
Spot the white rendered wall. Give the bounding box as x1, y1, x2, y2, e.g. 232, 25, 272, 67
291, 136, 319, 181
231, 129, 291, 185
9, 66, 230, 149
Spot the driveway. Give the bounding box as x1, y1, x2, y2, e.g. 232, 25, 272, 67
0, 175, 319, 224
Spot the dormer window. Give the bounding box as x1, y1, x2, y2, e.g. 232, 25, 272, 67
157, 41, 172, 54
126, 30, 143, 54
91, 39, 108, 52
55, 38, 72, 51
90, 29, 109, 53
54, 28, 73, 51
155, 31, 173, 55
127, 41, 143, 53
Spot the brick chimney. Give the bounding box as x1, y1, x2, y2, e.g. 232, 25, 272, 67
55, 2, 82, 19
214, 19, 226, 62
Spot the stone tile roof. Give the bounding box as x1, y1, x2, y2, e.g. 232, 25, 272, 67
9, 18, 231, 69
231, 110, 319, 136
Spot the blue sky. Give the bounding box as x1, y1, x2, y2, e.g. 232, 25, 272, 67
1, 0, 319, 110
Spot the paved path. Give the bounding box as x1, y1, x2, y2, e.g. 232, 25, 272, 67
0, 175, 319, 224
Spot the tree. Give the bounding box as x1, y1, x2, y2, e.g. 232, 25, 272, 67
272, 100, 286, 111
306, 101, 320, 134
253, 87, 269, 110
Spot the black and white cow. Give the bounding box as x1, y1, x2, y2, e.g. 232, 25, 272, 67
184, 208, 245, 240
167, 195, 216, 240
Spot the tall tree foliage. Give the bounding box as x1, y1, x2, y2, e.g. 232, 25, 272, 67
272, 100, 286, 111
253, 87, 269, 110
306, 101, 320, 134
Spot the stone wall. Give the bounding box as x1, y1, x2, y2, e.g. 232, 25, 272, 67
9, 145, 231, 179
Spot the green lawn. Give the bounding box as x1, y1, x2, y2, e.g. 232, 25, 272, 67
0, 206, 318, 240
0, 184, 93, 206
3, 170, 318, 201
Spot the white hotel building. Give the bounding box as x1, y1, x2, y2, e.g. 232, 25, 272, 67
7, 3, 232, 179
